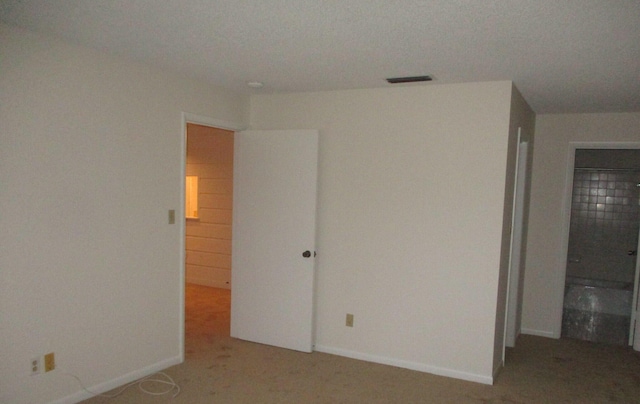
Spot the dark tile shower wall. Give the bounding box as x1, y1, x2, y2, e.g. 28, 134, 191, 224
567, 169, 640, 283
563, 168, 639, 345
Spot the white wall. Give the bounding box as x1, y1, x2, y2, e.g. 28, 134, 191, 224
0, 24, 248, 404
522, 112, 640, 338
249, 82, 516, 383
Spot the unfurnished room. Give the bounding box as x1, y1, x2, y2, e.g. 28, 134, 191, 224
1, 1, 639, 403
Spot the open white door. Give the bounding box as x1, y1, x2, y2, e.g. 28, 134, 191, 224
505, 136, 528, 348
230, 129, 318, 353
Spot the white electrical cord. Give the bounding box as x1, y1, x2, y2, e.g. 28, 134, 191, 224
66, 371, 181, 399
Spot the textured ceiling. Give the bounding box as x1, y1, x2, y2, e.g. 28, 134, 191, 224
1, 0, 639, 113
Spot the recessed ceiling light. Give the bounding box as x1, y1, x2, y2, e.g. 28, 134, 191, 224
247, 81, 264, 88
386, 75, 433, 84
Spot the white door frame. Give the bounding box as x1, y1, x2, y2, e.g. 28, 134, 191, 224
632, 219, 640, 348
553, 141, 640, 340
178, 112, 247, 361
505, 130, 528, 349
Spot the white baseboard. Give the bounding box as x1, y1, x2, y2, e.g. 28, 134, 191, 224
314, 344, 493, 385
521, 328, 557, 339
51, 356, 182, 404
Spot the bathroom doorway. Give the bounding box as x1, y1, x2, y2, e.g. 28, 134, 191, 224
562, 149, 640, 346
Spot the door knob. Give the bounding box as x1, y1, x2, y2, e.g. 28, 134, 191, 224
629, 250, 638, 256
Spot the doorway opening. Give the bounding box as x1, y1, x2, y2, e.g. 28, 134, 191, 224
184, 121, 235, 354
561, 148, 640, 346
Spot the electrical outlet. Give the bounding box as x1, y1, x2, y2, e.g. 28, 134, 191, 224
168, 209, 176, 224
31, 357, 42, 375
44, 352, 55, 372
346, 313, 354, 327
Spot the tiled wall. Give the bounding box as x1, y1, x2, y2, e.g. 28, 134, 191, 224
185, 123, 234, 288
567, 169, 640, 283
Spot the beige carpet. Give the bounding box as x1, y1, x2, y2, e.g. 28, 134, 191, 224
82, 284, 640, 403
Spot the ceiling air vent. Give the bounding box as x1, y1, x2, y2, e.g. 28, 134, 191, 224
386, 75, 433, 84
